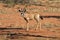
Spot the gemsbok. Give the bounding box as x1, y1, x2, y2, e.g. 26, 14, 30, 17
18, 8, 43, 31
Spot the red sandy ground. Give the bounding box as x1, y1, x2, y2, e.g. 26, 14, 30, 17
0, 3, 60, 38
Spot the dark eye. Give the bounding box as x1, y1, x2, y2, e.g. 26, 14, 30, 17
19, 10, 21, 12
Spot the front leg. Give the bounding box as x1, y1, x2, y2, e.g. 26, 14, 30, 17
26, 18, 29, 31
26, 22, 29, 31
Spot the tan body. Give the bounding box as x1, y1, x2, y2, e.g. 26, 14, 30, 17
19, 7, 41, 31
21, 12, 41, 31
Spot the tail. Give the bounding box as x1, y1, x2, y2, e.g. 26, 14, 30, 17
40, 16, 43, 20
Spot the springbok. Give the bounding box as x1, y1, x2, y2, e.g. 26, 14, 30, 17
18, 8, 43, 31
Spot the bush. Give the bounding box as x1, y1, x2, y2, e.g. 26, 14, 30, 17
0, 0, 30, 7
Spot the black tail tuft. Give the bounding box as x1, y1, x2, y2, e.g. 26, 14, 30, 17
40, 16, 43, 20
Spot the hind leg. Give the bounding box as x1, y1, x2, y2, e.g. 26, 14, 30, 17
34, 14, 40, 30
36, 22, 39, 30
39, 22, 41, 30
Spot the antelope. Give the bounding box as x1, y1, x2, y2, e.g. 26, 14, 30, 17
18, 8, 43, 31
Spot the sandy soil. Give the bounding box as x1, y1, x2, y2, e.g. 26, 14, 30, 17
0, 3, 60, 40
